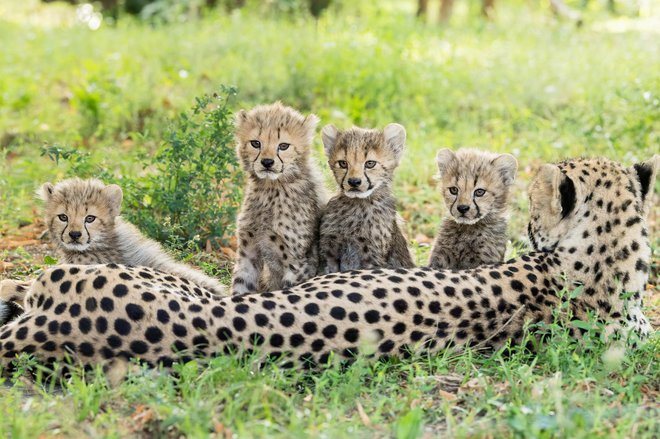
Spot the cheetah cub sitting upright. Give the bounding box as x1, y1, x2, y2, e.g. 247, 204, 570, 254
429, 149, 517, 270
0, 178, 226, 307
318, 123, 415, 273
231, 102, 326, 294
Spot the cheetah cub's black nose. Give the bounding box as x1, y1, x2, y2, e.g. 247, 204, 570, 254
457, 205, 470, 214
261, 158, 275, 169
69, 231, 83, 239
348, 178, 362, 188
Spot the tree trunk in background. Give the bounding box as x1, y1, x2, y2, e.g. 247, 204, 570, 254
417, 0, 429, 16
439, 0, 454, 22
482, 0, 495, 18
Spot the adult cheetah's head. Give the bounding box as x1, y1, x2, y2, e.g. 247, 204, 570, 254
321, 123, 406, 198
39, 178, 122, 252
527, 155, 658, 252
435, 148, 517, 224
235, 102, 319, 182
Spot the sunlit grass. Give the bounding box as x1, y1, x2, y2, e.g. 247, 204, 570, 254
0, 0, 658, 437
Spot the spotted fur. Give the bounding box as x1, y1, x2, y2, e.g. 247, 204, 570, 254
231, 103, 326, 294
429, 149, 517, 270
319, 123, 414, 273
0, 156, 656, 372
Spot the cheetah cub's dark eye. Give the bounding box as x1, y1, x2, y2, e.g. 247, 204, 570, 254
474, 189, 486, 197
364, 160, 377, 169
448, 187, 459, 195
85, 215, 96, 223
337, 160, 348, 169
278, 143, 290, 151
58, 214, 68, 222
250, 140, 261, 149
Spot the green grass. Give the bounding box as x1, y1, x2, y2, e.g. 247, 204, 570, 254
1, 321, 658, 437
0, 0, 658, 437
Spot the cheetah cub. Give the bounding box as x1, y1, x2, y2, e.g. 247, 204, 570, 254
0, 178, 226, 308
231, 102, 326, 294
429, 149, 517, 270
319, 123, 415, 273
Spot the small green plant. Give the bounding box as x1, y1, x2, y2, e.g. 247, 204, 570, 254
122, 86, 242, 250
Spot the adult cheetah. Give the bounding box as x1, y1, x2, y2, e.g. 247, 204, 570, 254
0, 156, 656, 371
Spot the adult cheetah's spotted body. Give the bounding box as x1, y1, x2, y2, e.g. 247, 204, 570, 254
0, 157, 656, 370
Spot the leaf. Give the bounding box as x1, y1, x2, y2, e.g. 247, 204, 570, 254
356, 401, 371, 427
571, 320, 595, 331
43, 255, 58, 265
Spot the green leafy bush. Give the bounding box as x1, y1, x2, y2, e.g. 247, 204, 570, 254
41, 86, 242, 251
122, 86, 242, 250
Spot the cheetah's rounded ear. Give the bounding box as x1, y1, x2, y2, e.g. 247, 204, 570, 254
103, 184, 123, 217
383, 123, 406, 161
321, 124, 339, 156
234, 109, 248, 129
435, 149, 456, 175
492, 153, 518, 186
533, 164, 576, 218
303, 113, 320, 131
630, 154, 659, 217
38, 182, 55, 202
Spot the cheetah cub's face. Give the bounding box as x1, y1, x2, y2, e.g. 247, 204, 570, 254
321, 123, 406, 198
235, 102, 319, 181
39, 178, 122, 251
435, 149, 517, 224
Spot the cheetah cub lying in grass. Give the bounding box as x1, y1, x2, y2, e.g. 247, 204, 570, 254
429, 149, 517, 270
319, 123, 415, 273
231, 103, 326, 294
0, 178, 226, 308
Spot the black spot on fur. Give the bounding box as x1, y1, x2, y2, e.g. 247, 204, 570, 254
344, 328, 359, 343
303, 321, 317, 335
126, 304, 145, 321
100, 297, 114, 312
322, 324, 338, 339
330, 307, 346, 320
304, 303, 320, 316
393, 299, 408, 314
59, 281, 72, 294
157, 309, 170, 324
50, 269, 65, 283
112, 284, 128, 297
364, 310, 380, 323
145, 327, 164, 343
217, 327, 233, 341
114, 318, 132, 335
280, 312, 295, 327
92, 276, 107, 289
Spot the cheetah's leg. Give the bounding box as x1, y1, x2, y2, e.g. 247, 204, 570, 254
0, 280, 33, 307
323, 258, 339, 275
338, 243, 363, 272
386, 225, 415, 269
281, 257, 317, 289
428, 243, 451, 270
231, 241, 262, 295
281, 241, 318, 288
319, 237, 340, 275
